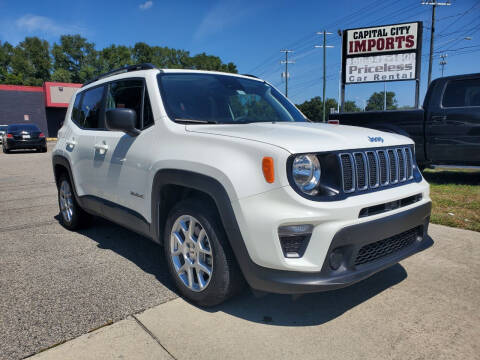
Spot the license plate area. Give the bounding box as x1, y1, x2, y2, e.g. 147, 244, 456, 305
22, 135, 31, 139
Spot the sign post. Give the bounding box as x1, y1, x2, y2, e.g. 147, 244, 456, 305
341, 22, 423, 109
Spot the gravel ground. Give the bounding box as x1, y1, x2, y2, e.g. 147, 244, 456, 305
0, 145, 177, 360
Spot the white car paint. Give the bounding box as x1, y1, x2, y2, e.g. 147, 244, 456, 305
53, 68, 430, 272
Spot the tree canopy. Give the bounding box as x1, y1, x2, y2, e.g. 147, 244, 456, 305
296, 97, 361, 121
0, 34, 238, 85
365, 91, 398, 111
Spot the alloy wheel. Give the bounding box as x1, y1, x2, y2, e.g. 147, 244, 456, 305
59, 180, 74, 223
170, 215, 213, 292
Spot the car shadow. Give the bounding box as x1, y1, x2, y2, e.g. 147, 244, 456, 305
57, 214, 414, 326
3, 149, 40, 154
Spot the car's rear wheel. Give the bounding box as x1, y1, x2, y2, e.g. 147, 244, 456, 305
40, 146, 47, 153
57, 174, 92, 230
164, 199, 244, 307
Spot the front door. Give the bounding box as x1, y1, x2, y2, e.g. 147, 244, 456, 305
93, 79, 155, 218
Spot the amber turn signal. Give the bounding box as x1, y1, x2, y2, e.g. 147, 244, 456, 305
262, 157, 274, 183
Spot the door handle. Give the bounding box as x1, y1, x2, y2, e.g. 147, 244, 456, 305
431, 115, 447, 123
94, 143, 109, 155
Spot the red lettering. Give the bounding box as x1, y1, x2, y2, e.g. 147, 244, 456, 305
405, 35, 414, 48
395, 36, 406, 48
367, 39, 376, 51
385, 37, 394, 50
377, 38, 385, 50
354, 40, 366, 53
349, 41, 353, 53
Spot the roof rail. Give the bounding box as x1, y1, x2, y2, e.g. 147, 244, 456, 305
82, 63, 157, 87
241, 74, 259, 79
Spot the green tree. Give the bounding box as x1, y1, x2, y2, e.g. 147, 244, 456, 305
6, 37, 50, 86
296, 96, 339, 122
343, 100, 362, 112
365, 91, 397, 111
188, 52, 237, 73
0, 41, 14, 83
98, 45, 132, 73
52, 35, 98, 83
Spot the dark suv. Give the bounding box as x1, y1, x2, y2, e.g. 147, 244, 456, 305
2, 124, 47, 153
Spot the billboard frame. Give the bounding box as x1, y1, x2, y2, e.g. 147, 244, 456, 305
340, 21, 423, 108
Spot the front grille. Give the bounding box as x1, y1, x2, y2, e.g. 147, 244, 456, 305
355, 227, 420, 266
339, 146, 415, 194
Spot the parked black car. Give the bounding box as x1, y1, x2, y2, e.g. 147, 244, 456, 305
0, 125, 7, 144
2, 124, 47, 153
329, 73, 480, 169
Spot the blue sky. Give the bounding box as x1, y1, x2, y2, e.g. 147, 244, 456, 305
0, 0, 479, 107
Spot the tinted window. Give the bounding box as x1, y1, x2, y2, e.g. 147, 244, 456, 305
443, 78, 480, 108
143, 88, 154, 128
71, 93, 83, 124
7, 124, 40, 132
157, 73, 306, 124
106, 79, 153, 129
78, 86, 105, 128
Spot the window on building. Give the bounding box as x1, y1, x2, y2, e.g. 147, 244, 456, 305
77, 86, 105, 129
443, 78, 480, 108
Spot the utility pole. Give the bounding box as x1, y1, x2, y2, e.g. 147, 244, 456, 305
280, 50, 294, 97
422, 1, 451, 85
383, 82, 387, 110
315, 31, 333, 122
439, 53, 447, 76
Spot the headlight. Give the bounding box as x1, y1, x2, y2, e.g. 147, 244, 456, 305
292, 154, 321, 195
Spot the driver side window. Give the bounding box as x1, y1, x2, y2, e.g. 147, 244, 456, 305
106, 79, 154, 129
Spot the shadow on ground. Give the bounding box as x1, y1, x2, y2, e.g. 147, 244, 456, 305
423, 169, 480, 185
60, 214, 412, 327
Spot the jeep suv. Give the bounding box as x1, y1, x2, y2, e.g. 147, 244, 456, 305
52, 64, 432, 306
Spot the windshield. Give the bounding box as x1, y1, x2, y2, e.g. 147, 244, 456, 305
7, 124, 40, 132
157, 73, 307, 124
0, 125, 7, 132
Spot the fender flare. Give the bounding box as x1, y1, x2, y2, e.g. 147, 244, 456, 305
151, 169, 257, 282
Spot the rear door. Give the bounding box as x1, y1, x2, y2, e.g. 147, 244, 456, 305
427, 77, 480, 164
66, 85, 107, 197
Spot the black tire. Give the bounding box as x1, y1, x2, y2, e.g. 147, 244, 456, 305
164, 199, 244, 307
41, 146, 47, 153
57, 173, 92, 230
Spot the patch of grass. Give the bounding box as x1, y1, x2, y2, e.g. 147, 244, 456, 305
423, 168, 480, 232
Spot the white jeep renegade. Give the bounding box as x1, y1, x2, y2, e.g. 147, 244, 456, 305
52, 64, 432, 306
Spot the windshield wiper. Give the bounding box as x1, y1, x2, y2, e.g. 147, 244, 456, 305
175, 118, 218, 124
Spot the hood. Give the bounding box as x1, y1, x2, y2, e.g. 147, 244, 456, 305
186, 122, 412, 154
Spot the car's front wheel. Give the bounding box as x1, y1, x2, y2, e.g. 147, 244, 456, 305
164, 199, 244, 307
57, 174, 92, 230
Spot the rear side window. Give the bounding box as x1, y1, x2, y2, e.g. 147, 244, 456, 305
106, 79, 154, 129
71, 94, 83, 124
75, 86, 105, 129
443, 78, 480, 108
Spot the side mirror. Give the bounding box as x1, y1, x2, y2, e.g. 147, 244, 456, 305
105, 109, 140, 137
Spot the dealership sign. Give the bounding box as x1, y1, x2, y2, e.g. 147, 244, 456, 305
346, 53, 416, 84
342, 22, 422, 84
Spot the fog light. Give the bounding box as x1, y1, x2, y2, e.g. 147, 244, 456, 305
329, 249, 343, 270
278, 224, 313, 258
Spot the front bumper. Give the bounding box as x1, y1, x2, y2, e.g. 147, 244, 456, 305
5, 138, 46, 149
239, 202, 431, 294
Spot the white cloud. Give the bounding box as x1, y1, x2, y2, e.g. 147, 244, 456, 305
139, 1, 153, 10
14, 14, 85, 37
